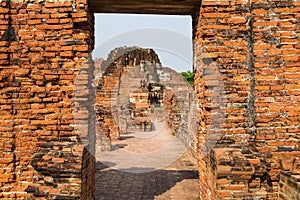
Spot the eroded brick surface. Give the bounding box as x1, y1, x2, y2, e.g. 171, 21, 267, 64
279, 171, 300, 200
0, 0, 95, 199
194, 0, 300, 199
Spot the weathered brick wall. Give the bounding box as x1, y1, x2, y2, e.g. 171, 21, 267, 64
0, 0, 95, 199
163, 88, 181, 134
252, 2, 300, 198
279, 171, 300, 200
95, 47, 160, 141
160, 68, 198, 155
95, 64, 123, 140
193, 0, 252, 198
193, 0, 300, 199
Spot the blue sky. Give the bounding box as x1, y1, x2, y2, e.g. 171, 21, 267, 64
93, 14, 193, 72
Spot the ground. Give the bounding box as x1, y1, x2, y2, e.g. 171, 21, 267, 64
94, 121, 199, 200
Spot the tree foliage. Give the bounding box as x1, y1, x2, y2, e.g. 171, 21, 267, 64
181, 70, 194, 85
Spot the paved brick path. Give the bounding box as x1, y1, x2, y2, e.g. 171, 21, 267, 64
94, 121, 199, 200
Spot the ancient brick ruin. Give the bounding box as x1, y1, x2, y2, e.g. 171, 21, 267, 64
194, 1, 300, 199
0, 0, 299, 199
94, 47, 197, 153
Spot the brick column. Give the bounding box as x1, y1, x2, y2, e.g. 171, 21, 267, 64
193, 0, 300, 199
0, 0, 95, 199
252, 2, 300, 197
193, 0, 253, 199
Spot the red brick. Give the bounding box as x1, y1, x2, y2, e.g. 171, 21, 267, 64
253, 21, 278, 27
72, 12, 87, 18
202, 13, 230, 18
27, 4, 41, 11
52, 158, 64, 163
34, 14, 50, 19
232, 17, 247, 24
45, 2, 72, 8
60, 18, 72, 23
218, 191, 231, 197
0, 19, 8, 25
59, 7, 73, 13
60, 51, 73, 57
46, 19, 59, 24
50, 13, 68, 19
27, 19, 42, 25
0, 8, 9, 14
252, 9, 268, 15
37, 24, 63, 30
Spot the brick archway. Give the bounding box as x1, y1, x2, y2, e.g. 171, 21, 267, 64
0, 0, 299, 199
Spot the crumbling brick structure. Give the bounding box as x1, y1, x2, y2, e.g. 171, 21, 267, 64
162, 73, 198, 154
94, 47, 196, 150
0, 0, 299, 199
194, 0, 300, 199
0, 0, 95, 199
94, 47, 160, 140
164, 89, 181, 134
279, 171, 300, 199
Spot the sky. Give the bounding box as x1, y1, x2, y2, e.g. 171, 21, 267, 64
93, 14, 193, 72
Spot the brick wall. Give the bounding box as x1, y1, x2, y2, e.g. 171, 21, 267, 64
164, 88, 181, 134
0, 0, 95, 199
163, 85, 198, 156
193, 0, 300, 199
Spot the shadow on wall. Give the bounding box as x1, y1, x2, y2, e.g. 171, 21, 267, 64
94, 161, 198, 200
28, 143, 91, 199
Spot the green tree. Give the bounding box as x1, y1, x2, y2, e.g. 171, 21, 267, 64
181, 70, 194, 85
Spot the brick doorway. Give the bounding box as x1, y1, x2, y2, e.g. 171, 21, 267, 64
92, 12, 199, 199
1, 0, 299, 199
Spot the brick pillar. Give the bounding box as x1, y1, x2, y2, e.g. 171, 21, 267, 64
0, 0, 95, 199
193, 0, 253, 199
193, 0, 300, 199
252, 2, 300, 197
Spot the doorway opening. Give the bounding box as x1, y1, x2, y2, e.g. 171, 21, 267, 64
92, 13, 199, 199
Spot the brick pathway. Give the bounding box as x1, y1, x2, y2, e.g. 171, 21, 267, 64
94, 121, 199, 200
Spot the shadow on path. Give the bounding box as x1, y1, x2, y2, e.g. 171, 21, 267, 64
95, 161, 198, 200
